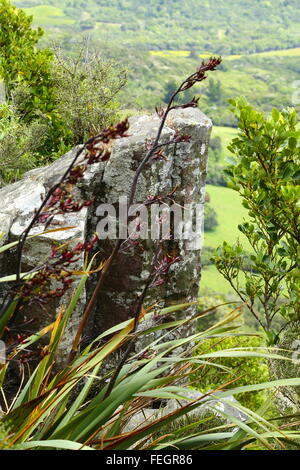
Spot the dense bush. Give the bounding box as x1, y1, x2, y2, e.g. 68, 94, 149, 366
0, 1, 126, 183
0, 0, 54, 119
51, 47, 126, 146
206, 78, 226, 105
0, 103, 50, 185
207, 135, 223, 167
197, 294, 246, 330
204, 203, 219, 232
192, 335, 269, 411
206, 163, 227, 186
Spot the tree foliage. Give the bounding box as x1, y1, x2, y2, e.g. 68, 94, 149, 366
206, 78, 225, 104
204, 203, 218, 232
0, 0, 54, 120
213, 99, 300, 342
0, 1, 125, 180
22, 0, 300, 54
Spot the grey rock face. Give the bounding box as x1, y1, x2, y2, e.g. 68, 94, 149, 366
0, 108, 212, 357
269, 326, 300, 413
122, 389, 248, 434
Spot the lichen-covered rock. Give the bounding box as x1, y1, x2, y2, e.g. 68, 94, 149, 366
0, 108, 212, 359
269, 326, 300, 413
90, 108, 211, 341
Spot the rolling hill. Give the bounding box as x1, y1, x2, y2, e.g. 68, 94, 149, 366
14, 0, 300, 54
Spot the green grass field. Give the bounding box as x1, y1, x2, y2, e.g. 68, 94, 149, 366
151, 50, 194, 58
199, 264, 247, 294
96, 22, 122, 28
200, 264, 232, 294
23, 5, 75, 26
200, 184, 249, 295
204, 184, 249, 248
250, 47, 300, 57
150, 47, 300, 60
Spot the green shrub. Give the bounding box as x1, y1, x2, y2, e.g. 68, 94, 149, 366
0, 2, 126, 175
51, 47, 126, 146
213, 100, 300, 340
208, 135, 222, 163
192, 335, 269, 411
0, 0, 54, 119
197, 294, 243, 330
204, 203, 218, 231
206, 163, 227, 186
0, 103, 50, 186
